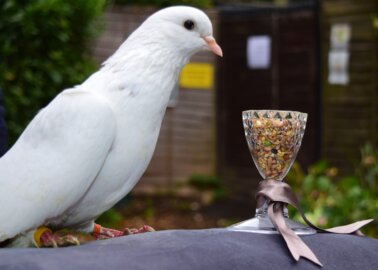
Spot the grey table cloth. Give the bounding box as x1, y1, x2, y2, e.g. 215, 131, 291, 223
1, 229, 377, 269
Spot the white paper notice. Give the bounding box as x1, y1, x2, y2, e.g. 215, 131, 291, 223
247, 35, 271, 69
330, 23, 351, 50
328, 50, 349, 85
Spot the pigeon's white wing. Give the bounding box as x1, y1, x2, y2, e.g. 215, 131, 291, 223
0, 89, 116, 241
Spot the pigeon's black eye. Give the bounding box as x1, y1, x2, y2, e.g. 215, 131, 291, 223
184, 20, 195, 30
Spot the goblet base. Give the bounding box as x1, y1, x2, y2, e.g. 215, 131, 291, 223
228, 216, 316, 235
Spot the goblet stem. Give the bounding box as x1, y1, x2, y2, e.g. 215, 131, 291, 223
255, 197, 288, 219
229, 199, 314, 235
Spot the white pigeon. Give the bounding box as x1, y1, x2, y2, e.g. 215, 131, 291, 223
0, 6, 222, 246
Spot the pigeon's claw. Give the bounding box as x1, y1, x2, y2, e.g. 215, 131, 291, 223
124, 225, 155, 235
34, 227, 80, 248
93, 224, 124, 240
56, 234, 81, 247
92, 224, 155, 239
40, 230, 58, 248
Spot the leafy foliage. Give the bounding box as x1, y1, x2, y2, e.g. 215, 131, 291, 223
96, 208, 124, 229
287, 143, 378, 237
0, 0, 106, 145
188, 174, 229, 201
189, 174, 221, 190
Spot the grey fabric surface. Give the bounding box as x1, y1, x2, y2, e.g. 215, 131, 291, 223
0, 229, 377, 270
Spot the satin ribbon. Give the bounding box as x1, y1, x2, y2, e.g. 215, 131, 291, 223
256, 180, 373, 267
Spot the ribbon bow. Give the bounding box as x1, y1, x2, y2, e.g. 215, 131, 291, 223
256, 180, 373, 267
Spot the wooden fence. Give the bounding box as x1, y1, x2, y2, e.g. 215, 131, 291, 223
91, 2, 378, 195
321, 0, 377, 173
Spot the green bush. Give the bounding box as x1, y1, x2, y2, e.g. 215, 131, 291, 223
188, 174, 229, 201
0, 0, 106, 145
287, 143, 378, 237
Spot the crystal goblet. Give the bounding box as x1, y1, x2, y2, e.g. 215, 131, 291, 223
228, 110, 316, 235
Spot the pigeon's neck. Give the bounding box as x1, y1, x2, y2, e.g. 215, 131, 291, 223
80, 26, 194, 128
101, 26, 190, 74
81, 35, 188, 118
95, 36, 188, 102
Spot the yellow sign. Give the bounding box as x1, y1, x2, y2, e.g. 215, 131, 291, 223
179, 62, 214, 90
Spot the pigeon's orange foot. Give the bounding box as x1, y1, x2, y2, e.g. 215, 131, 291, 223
124, 225, 155, 235
92, 224, 154, 240
34, 227, 80, 248
92, 224, 123, 240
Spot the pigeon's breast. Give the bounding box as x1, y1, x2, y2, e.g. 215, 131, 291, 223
56, 75, 174, 228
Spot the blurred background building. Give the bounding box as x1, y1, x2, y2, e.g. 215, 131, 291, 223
91, 0, 377, 202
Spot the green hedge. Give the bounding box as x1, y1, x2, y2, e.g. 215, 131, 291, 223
0, 0, 106, 145
287, 143, 378, 237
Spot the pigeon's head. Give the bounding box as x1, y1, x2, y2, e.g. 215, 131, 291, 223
143, 6, 223, 58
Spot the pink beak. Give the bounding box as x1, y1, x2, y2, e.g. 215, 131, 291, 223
203, 36, 223, 57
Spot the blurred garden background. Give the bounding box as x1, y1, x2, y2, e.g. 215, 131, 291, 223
0, 0, 376, 237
